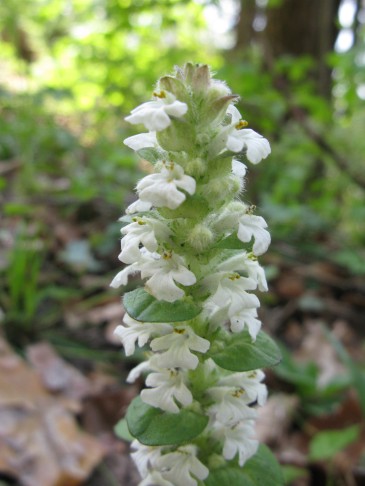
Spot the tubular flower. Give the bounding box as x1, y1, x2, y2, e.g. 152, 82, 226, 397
125, 91, 188, 131
110, 249, 196, 303
136, 161, 196, 210
119, 217, 171, 264
155, 445, 209, 486
112, 64, 281, 486
141, 367, 193, 413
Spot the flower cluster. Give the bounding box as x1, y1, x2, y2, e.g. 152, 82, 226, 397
112, 64, 277, 485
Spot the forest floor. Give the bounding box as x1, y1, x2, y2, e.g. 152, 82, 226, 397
0, 182, 365, 486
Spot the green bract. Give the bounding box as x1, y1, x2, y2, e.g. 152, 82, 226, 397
210, 331, 282, 372
205, 445, 285, 486
123, 288, 202, 322
126, 396, 209, 446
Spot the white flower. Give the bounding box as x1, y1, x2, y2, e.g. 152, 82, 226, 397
207, 386, 257, 425
156, 445, 209, 486
125, 91, 188, 131
232, 159, 247, 177
124, 132, 157, 151
110, 250, 196, 303
114, 314, 172, 356
204, 273, 259, 317
136, 162, 196, 210
213, 105, 270, 164
141, 368, 193, 413
227, 128, 271, 164
126, 198, 153, 215
230, 307, 262, 339
212, 420, 259, 466
110, 259, 141, 289
203, 301, 261, 340
119, 217, 171, 264
215, 252, 268, 291
142, 251, 196, 302
139, 470, 174, 486
218, 370, 267, 406
131, 440, 163, 477
225, 106, 270, 164
150, 326, 210, 370
238, 214, 271, 256
241, 255, 268, 291
200, 253, 268, 331
126, 360, 150, 383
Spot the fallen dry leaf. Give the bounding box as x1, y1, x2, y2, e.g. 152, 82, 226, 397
256, 393, 299, 445
0, 336, 104, 486
296, 321, 345, 387
27, 342, 92, 400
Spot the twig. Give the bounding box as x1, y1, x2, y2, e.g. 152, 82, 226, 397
289, 106, 365, 190
0, 159, 22, 175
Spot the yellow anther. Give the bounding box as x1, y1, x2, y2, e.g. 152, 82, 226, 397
153, 90, 166, 99
247, 204, 256, 215
228, 273, 240, 281
174, 328, 186, 334
132, 217, 145, 225
163, 160, 175, 171
235, 120, 248, 129
163, 250, 172, 260
232, 388, 245, 398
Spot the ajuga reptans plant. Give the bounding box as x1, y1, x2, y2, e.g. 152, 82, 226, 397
112, 64, 283, 486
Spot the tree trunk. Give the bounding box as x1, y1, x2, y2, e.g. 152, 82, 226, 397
235, 0, 342, 97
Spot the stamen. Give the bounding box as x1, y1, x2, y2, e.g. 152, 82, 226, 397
174, 328, 186, 334
235, 120, 248, 129
232, 388, 245, 398
153, 90, 166, 99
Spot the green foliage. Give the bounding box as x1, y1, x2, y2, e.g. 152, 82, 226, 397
123, 288, 202, 322
219, 49, 365, 264
3, 228, 43, 336
275, 344, 351, 415
206, 445, 285, 486
1, 0, 365, 265
126, 396, 209, 446
309, 425, 360, 461
210, 331, 282, 372
282, 465, 308, 484
324, 328, 365, 416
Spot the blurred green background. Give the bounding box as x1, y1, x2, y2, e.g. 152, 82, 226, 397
0, 0, 365, 485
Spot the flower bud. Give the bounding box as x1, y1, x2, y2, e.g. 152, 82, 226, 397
184, 63, 210, 92
187, 223, 214, 252
185, 157, 206, 178
201, 176, 235, 202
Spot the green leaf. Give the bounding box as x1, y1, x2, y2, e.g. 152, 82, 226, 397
282, 465, 308, 484
324, 327, 365, 416
210, 331, 282, 372
123, 288, 201, 322
206, 445, 284, 486
126, 396, 208, 446
114, 418, 133, 442
309, 425, 360, 461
